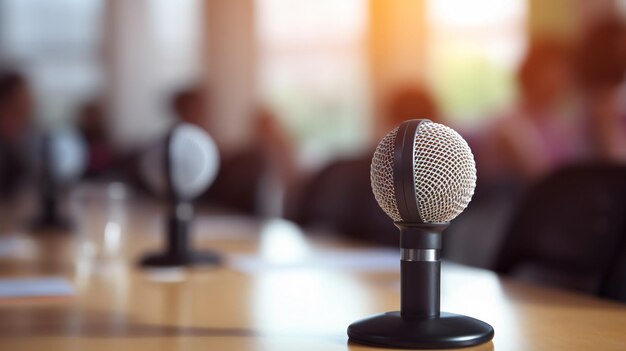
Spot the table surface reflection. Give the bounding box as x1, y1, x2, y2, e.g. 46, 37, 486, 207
0, 184, 625, 351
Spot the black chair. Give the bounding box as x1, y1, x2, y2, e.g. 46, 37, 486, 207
203, 148, 265, 215
494, 164, 626, 302
289, 154, 398, 246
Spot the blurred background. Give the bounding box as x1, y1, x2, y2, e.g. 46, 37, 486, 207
0, 0, 625, 285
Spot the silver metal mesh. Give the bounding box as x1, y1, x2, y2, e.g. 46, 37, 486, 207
370, 121, 477, 223
370, 127, 403, 221
413, 121, 476, 223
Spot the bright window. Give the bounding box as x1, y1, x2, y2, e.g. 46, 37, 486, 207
256, 0, 369, 166
0, 0, 104, 124
427, 0, 527, 127
147, 0, 204, 90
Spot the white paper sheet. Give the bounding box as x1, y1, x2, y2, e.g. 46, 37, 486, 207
0, 277, 74, 299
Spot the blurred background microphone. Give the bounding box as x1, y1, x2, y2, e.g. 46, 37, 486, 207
139, 122, 220, 268
29, 127, 87, 232
348, 119, 493, 349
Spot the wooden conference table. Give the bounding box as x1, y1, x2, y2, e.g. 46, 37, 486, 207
0, 183, 625, 351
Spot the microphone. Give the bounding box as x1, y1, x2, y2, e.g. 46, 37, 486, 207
347, 119, 494, 349
139, 122, 221, 268
30, 128, 87, 232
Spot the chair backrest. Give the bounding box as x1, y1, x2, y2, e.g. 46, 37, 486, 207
494, 164, 626, 301
290, 155, 398, 246
201, 148, 265, 215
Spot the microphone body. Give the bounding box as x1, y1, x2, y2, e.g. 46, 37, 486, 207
139, 122, 221, 268
30, 128, 87, 233
347, 119, 493, 349
399, 223, 445, 318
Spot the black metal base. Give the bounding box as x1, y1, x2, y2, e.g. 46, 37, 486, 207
348, 311, 494, 349
139, 250, 222, 268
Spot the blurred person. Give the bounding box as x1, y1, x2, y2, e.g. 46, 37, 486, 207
166, 85, 296, 216
455, 40, 577, 268
0, 70, 34, 197
204, 106, 295, 217
116, 87, 209, 198
288, 85, 439, 245
480, 39, 576, 183
255, 106, 296, 183
76, 100, 114, 178
171, 85, 207, 130
383, 84, 441, 130
575, 17, 626, 161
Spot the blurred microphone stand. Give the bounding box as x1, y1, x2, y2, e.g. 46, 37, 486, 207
30, 133, 71, 233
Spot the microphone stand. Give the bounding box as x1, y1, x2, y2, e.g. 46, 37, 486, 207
138, 125, 221, 268
347, 223, 494, 349
138, 197, 222, 268
30, 133, 72, 233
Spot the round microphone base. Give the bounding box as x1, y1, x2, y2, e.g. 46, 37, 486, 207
139, 250, 222, 268
348, 311, 494, 349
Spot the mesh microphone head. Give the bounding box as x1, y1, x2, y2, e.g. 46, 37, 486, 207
32, 128, 87, 184
142, 123, 220, 200
371, 119, 476, 224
